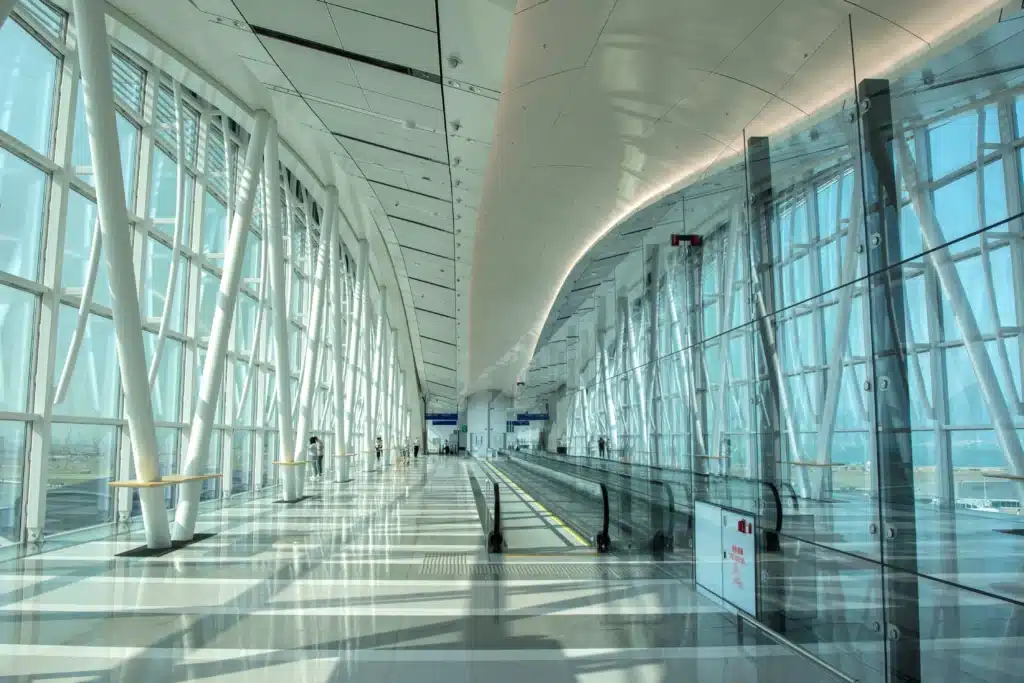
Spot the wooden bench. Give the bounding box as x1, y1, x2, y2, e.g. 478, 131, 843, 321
108, 473, 222, 488
983, 472, 1024, 482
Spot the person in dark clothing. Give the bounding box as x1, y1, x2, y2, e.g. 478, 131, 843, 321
413, 441, 420, 458
309, 436, 324, 477
375, 436, 383, 462
597, 436, 606, 459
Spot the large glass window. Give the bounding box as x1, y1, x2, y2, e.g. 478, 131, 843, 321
143, 237, 186, 331
62, 191, 111, 309
54, 306, 120, 418
0, 421, 27, 544
47, 423, 117, 534
144, 332, 182, 422
0, 284, 37, 413
148, 147, 194, 245
0, 18, 58, 156
0, 147, 47, 281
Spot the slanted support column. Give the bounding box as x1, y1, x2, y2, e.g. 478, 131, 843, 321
367, 287, 387, 466
73, 0, 171, 548
263, 120, 297, 500
347, 240, 368, 455
172, 109, 270, 541
294, 190, 336, 478
329, 204, 349, 482
860, 78, 921, 683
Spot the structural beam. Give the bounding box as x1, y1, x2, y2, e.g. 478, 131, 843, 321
261, 120, 298, 499
172, 109, 270, 541
294, 188, 336, 466
72, 0, 171, 548
860, 78, 921, 683
328, 204, 348, 479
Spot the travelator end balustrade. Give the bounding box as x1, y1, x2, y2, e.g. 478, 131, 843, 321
469, 466, 504, 553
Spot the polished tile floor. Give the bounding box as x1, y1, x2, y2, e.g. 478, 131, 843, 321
0, 456, 836, 682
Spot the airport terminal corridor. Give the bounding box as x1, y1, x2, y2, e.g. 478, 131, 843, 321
4, 0, 1024, 681
1, 456, 832, 682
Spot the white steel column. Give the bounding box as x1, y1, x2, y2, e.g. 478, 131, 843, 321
387, 329, 397, 454
293, 190, 336, 470
328, 201, 349, 481
346, 240, 368, 451
72, 0, 170, 548
262, 120, 298, 500
367, 286, 387, 466
172, 110, 270, 541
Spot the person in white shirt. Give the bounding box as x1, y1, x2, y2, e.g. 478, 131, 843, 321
309, 436, 325, 478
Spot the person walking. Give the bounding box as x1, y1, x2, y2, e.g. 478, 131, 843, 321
375, 436, 383, 463
598, 436, 606, 459
309, 436, 324, 478
413, 440, 420, 458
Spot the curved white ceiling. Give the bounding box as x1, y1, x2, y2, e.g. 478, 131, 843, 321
103, 0, 519, 412
468, 0, 1002, 393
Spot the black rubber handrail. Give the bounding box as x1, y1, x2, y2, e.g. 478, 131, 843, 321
691, 470, 784, 533
488, 481, 503, 553
597, 483, 610, 553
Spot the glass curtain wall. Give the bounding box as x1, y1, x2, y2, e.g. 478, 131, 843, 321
551, 15, 1024, 683
0, 0, 387, 545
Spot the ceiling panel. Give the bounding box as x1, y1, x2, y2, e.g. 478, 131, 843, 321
372, 180, 450, 212
351, 61, 444, 109
241, 56, 290, 88
359, 162, 410, 188
340, 135, 447, 171
363, 91, 445, 131
424, 360, 455, 378
373, 184, 452, 231
318, 107, 447, 160
409, 278, 455, 312
421, 337, 456, 367
203, 21, 273, 62
392, 216, 453, 257
235, 0, 343, 48
260, 35, 360, 87
447, 135, 490, 174
327, 0, 438, 33
404, 172, 450, 197
401, 247, 455, 288
426, 380, 457, 396
327, 4, 441, 74
416, 309, 456, 344
443, 86, 500, 144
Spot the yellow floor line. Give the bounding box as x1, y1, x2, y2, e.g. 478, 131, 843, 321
483, 461, 590, 547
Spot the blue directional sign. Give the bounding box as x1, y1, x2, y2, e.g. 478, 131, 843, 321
426, 413, 458, 421
516, 413, 549, 422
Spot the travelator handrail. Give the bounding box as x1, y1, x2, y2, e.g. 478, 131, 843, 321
471, 465, 504, 553
523, 450, 676, 551
498, 449, 672, 554
535, 449, 789, 534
